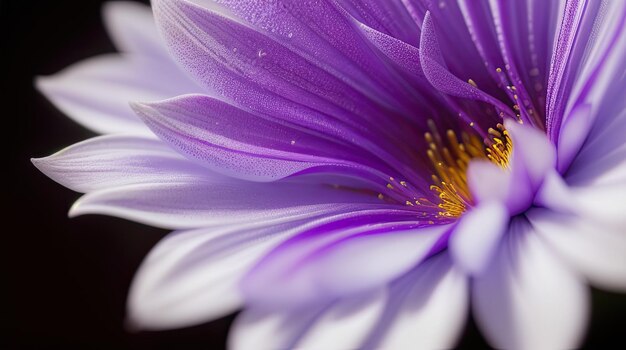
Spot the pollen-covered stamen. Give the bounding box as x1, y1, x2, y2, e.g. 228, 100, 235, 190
425, 121, 513, 218
485, 123, 512, 169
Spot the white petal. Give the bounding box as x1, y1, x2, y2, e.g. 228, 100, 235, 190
36, 54, 199, 135
449, 201, 509, 274
467, 160, 510, 205
528, 209, 626, 292
367, 253, 469, 349
567, 183, 626, 227
102, 1, 166, 57
69, 180, 384, 230
473, 217, 589, 350
31, 135, 208, 193
294, 290, 387, 349
128, 220, 310, 330
229, 303, 329, 350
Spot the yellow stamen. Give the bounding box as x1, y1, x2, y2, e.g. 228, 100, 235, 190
425, 121, 512, 218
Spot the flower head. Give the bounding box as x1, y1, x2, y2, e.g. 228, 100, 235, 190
34, 0, 626, 348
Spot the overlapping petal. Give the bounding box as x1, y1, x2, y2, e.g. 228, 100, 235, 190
243, 218, 451, 305
473, 217, 589, 350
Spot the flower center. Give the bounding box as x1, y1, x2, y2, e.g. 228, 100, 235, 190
425, 121, 512, 218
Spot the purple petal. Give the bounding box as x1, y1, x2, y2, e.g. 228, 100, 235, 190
527, 209, 626, 292
131, 94, 392, 183
336, 0, 421, 46
242, 219, 451, 305
473, 217, 589, 350
152, 0, 417, 124
449, 201, 509, 274
419, 11, 514, 121
545, 0, 607, 139
566, 109, 626, 186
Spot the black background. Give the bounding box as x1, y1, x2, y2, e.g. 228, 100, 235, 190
3, 0, 625, 348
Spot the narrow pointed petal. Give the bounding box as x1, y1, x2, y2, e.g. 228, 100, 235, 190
69, 178, 387, 230
419, 11, 513, 118
36, 55, 198, 135
131, 94, 390, 182
527, 209, 626, 292
449, 201, 509, 274
364, 253, 469, 349
31, 135, 208, 193
473, 217, 589, 350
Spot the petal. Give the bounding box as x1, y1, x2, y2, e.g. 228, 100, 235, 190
243, 220, 451, 305
566, 184, 626, 228
419, 11, 514, 121
68, 178, 388, 230
102, 1, 166, 58
364, 253, 469, 349
534, 169, 578, 213
554, 1, 626, 143
566, 109, 626, 187
449, 201, 509, 274
557, 103, 592, 173
31, 135, 208, 193
128, 220, 306, 330
152, 0, 422, 115
473, 216, 589, 350
36, 54, 198, 135
527, 209, 626, 292
545, 0, 602, 138
294, 289, 387, 349
229, 302, 329, 350
131, 94, 389, 182
467, 159, 511, 205
506, 119, 556, 189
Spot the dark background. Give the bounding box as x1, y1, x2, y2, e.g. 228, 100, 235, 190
3, 0, 625, 349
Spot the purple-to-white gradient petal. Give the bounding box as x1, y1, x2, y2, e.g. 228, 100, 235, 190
242, 220, 451, 306
127, 221, 308, 330
31, 135, 210, 193
68, 177, 390, 230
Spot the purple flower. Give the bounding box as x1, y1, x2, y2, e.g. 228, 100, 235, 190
33, 1, 626, 348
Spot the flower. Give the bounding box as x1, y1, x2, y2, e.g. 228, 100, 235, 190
32, 0, 626, 348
